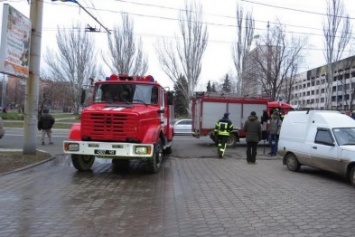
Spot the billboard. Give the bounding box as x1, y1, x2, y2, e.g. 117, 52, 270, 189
0, 4, 31, 78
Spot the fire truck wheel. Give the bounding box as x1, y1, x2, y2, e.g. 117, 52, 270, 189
71, 154, 95, 171
227, 134, 237, 146
112, 159, 130, 172
146, 139, 163, 173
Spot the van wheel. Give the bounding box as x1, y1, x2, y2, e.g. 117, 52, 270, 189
349, 167, 355, 186
71, 154, 95, 171
285, 153, 300, 172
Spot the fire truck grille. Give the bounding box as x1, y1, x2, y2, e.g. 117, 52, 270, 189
81, 113, 138, 141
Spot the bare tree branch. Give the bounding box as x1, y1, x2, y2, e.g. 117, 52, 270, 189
323, 0, 352, 109
44, 23, 98, 113
155, 0, 208, 116
232, 4, 254, 95
104, 12, 148, 76
247, 21, 306, 101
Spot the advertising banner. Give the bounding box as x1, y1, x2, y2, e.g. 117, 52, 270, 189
0, 4, 31, 78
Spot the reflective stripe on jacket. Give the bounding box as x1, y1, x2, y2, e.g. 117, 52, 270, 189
214, 119, 233, 136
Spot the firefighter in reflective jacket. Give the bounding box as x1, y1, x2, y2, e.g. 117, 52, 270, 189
214, 112, 234, 158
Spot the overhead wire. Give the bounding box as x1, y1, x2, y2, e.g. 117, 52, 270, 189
240, 0, 355, 20
41, 0, 353, 53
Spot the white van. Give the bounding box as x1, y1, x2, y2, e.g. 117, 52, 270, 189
278, 110, 355, 185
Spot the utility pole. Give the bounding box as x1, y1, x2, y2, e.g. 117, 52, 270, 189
23, 0, 43, 154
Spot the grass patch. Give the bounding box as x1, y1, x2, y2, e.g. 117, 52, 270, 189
0, 150, 52, 174
1, 113, 24, 120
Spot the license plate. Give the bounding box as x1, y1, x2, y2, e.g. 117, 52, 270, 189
94, 149, 116, 155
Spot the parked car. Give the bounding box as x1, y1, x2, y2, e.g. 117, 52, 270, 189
278, 110, 355, 185
174, 119, 192, 135
0, 117, 5, 139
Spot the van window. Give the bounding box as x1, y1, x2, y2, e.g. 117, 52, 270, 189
314, 129, 334, 145
333, 128, 355, 146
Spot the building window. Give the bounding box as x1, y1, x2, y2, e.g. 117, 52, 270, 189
321, 88, 325, 93
321, 98, 325, 102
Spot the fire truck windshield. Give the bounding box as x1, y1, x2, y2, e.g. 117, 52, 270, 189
94, 84, 159, 105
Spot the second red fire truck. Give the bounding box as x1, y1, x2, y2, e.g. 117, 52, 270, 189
191, 92, 294, 146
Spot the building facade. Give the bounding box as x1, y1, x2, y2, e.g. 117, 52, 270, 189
289, 55, 355, 111
242, 45, 281, 98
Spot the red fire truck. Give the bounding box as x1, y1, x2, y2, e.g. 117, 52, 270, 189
191, 92, 294, 146
63, 74, 174, 173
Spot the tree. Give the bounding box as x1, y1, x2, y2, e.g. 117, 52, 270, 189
249, 21, 305, 101
232, 4, 254, 95
280, 62, 299, 103
206, 80, 212, 93
155, 0, 208, 115
174, 75, 189, 117
211, 82, 217, 93
323, 0, 352, 109
104, 12, 148, 75
44, 23, 98, 114
221, 74, 232, 93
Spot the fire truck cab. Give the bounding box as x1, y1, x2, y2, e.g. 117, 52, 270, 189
63, 74, 174, 173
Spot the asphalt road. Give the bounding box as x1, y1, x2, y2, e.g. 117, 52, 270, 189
1, 131, 355, 237
0, 127, 68, 155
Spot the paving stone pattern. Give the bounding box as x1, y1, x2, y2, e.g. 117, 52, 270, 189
0, 141, 354, 236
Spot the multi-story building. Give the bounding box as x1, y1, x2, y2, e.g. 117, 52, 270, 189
242, 45, 281, 97
289, 55, 355, 111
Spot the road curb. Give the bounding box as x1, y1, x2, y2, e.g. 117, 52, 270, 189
0, 150, 56, 177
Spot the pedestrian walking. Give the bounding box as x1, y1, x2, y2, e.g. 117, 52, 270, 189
214, 112, 234, 158
37, 108, 55, 145
268, 111, 282, 156
243, 111, 262, 164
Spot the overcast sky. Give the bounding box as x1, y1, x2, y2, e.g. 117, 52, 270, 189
1, 0, 355, 89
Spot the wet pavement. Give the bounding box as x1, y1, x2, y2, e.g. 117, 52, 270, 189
0, 136, 355, 237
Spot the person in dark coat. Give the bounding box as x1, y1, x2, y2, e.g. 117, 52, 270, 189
243, 111, 262, 164
214, 112, 234, 158
37, 108, 55, 145
268, 111, 282, 156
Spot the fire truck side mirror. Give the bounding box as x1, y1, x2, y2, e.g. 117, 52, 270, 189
167, 91, 174, 105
